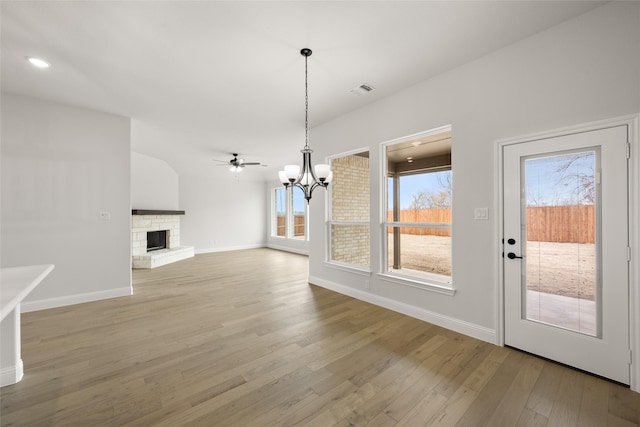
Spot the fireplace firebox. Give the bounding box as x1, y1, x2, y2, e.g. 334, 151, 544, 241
147, 230, 168, 252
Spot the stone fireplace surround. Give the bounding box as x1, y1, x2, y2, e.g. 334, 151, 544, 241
131, 209, 194, 269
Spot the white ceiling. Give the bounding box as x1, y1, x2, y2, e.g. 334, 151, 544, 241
1, 1, 605, 180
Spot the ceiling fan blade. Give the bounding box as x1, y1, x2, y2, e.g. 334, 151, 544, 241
242, 162, 261, 166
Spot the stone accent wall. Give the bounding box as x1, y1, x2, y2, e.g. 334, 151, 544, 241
331, 155, 370, 221
132, 215, 180, 256
330, 154, 370, 267
331, 224, 370, 266
131, 215, 193, 269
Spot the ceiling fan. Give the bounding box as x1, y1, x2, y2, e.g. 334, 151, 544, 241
214, 153, 265, 172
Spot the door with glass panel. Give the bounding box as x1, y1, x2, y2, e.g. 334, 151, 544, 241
503, 125, 629, 384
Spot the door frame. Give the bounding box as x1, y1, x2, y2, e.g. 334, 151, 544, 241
496, 114, 639, 392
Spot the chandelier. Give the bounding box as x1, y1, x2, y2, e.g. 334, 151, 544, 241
278, 48, 332, 202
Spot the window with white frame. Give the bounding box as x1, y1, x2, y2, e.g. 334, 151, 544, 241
291, 186, 306, 239
272, 186, 307, 239
383, 126, 452, 286
328, 150, 370, 269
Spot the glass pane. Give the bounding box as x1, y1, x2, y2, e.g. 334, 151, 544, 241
331, 154, 369, 221
523, 150, 598, 336
387, 170, 452, 224
399, 171, 451, 221
331, 224, 370, 267
274, 188, 286, 237
292, 186, 306, 239
386, 226, 451, 282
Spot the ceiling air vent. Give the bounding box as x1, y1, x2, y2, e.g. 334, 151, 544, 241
349, 84, 375, 96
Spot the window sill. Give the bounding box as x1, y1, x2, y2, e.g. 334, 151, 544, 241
378, 273, 456, 296
271, 235, 308, 242
325, 261, 372, 277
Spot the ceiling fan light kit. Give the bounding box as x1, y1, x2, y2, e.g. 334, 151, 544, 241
216, 153, 262, 173
278, 48, 332, 203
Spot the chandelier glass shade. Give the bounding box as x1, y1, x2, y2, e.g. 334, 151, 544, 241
278, 48, 332, 202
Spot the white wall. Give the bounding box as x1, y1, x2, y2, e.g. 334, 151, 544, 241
131, 152, 179, 210
179, 174, 266, 253
306, 2, 640, 341
1, 94, 132, 309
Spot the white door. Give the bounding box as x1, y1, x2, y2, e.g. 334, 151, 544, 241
503, 125, 630, 384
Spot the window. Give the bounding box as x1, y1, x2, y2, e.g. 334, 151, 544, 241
291, 186, 306, 239
328, 150, 370, 269
274, 188, 286, 237
272, 186, 307, 240
383, 126, 452, 286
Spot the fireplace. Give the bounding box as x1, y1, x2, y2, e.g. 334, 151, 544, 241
147, 230, 168, 252
132, 210, 194, 269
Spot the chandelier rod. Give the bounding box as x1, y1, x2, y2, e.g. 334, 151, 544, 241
303, 48, 310, 150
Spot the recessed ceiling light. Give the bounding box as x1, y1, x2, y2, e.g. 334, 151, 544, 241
27, 57, 50, 68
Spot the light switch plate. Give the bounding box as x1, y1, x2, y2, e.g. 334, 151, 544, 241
99, 211, 111, 220
474, 207, 489, 220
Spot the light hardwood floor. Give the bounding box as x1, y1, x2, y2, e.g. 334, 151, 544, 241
1, 248, 638, 426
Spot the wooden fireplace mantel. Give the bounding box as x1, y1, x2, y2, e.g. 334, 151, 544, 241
131, 209, 185, 216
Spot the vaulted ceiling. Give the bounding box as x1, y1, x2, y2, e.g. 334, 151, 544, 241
1, 1, 605, 179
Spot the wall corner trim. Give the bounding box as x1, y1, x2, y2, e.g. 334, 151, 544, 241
308, 275, 497, 344
0, 359, 23, 387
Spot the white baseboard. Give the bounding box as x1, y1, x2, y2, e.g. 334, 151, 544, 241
266, 243, 309, 256
21, 286, 132, 313
195, 243, 265, 255
309, 275, 496, 344
0, 359, 23, 387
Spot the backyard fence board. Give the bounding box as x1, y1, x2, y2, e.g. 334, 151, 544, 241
387, 209, 452, 237
384, 205, 594, 243
526, 205, 594, 243
276, 215, 305, 237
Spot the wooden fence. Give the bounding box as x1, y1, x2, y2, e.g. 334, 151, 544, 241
276, 215, 305, 237
387, 209, 452, 237
278, 206, 594, 242
386, 205, 594, 243
526, 205, 594, 243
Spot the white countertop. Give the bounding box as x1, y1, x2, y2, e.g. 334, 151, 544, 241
1, 264, 55, 321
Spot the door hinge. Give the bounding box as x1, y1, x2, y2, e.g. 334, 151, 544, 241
628, 246, 632, 262
627, 143, 631, 159
628, 349, 632, 364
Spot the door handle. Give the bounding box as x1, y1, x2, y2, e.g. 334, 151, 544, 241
507, 252, 523, 259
